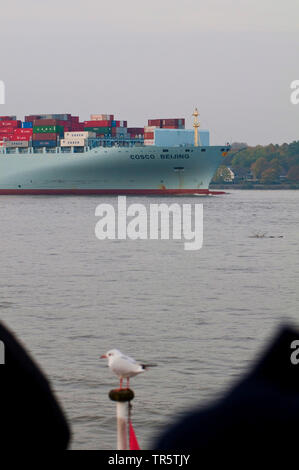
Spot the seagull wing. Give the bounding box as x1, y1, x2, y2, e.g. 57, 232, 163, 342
111, 355, 142, 378
119, 352, 138, 365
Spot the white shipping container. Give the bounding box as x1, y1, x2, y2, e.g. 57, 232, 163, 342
3, 141, 29, 147
90, 115, 104, 120
64, 131, 95, 139
61, 138, 86, 147
144, 126, 157, 132
90, 114, 114, 121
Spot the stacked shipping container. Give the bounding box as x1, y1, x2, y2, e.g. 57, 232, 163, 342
0, 113, 192, 148
0, 116, 17, 121
144, 118, 185, 145
24, 115, 83, 147
61, 131, 96, 147
0, 113, 132, 147
148, 118, 185, 129
84, 114, 128, 139
0, 117, 29, 147
127, 127, 144, 139
32, 119, 61, 148
25, 115, 85, 133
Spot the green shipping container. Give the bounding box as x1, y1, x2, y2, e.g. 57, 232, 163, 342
33, 125, 64, 136
56, 125, 64, 137
84, 127, 112, 134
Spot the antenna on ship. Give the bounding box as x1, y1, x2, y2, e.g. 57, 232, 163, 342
192, 107, 201, 147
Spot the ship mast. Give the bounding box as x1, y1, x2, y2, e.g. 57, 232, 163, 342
192, 107, 201, 147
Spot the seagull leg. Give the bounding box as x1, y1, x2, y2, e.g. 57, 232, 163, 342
126, 378, 130, 389
119, 378, 123, 390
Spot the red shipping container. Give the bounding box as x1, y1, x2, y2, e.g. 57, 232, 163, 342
0, 134, 14, 141
33, 119, 57, 126
0, 120, 21, 128
84, 120, 112, 127
70, 123, 85, 131
162, 119, 177, 124
0, 116, 16, 121
13, 128, 33, 136
25, 115, 40, 122
160, 118, 184, 127
144, 132, 154, 139
13, 135, 31, 141
148, 119, 162, 127
32, 133, 57, 141
128, 127, 144, 134
0, 128, 17, 134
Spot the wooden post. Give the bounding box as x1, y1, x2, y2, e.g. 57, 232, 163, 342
109, 388, 134, 450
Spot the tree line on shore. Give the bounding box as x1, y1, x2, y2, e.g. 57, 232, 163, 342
212, 140, 299, 185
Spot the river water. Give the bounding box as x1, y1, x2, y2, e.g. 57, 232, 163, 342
0, 190, 298, 449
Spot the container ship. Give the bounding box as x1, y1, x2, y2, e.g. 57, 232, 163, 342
0, 109, 229, 195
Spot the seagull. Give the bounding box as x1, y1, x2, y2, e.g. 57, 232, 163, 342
100, 349, 156, 389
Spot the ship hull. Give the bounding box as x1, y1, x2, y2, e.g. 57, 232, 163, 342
0, 188, 212, 195
0, 145, 228, 195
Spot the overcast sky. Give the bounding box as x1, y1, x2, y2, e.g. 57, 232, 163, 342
0, 0, 298, 145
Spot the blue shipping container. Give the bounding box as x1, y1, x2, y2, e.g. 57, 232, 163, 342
154, 129, 210, 147
22, 121, 33, 128
32, 140, 57, 148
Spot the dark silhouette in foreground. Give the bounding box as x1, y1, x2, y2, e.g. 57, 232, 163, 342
155, 325, 299, 458
0, 322, 70, 449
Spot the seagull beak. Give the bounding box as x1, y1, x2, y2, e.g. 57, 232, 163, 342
100, 354, 107, 359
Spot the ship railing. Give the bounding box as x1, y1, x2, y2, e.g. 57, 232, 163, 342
0, 138, 145, 155
90, 137, 144, 148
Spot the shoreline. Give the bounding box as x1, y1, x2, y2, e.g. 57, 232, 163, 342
210, 183, 299, 190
